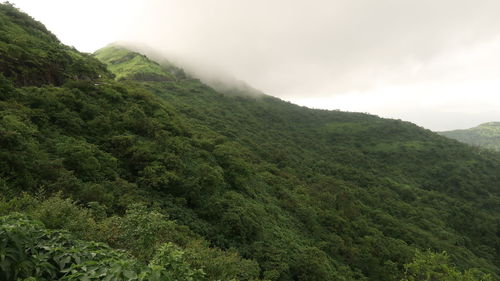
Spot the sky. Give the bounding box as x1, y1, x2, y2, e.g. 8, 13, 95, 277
8, 0, 500, 131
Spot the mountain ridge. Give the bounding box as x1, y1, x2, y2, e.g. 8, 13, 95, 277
439, 122, 500, 151
97, 42, 264, 96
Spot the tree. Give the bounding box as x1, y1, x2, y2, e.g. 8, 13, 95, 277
401, 250, 493, 281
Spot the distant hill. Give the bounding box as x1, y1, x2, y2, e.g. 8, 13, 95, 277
439, 122, 500, 151
94, 44, 184, 82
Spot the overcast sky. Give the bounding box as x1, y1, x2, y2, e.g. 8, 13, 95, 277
9, 0, 500, 131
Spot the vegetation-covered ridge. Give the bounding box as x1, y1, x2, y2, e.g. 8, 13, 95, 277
0, 3, 110, 86
94, 45, 185, 82
439, 122, 500, 151
0, 3, 499, 280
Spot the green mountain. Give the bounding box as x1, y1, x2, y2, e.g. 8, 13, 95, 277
0, 3, 498, 281
439, 122, 500, 151
0, 4, 110, 86
93, 44, 184, 82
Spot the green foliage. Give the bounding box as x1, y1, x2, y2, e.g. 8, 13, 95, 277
94, 45, 176, 82
0, 5, 499, 281
93, 46, 500, 280
100, 204, 175, 261
0, 73, 15, 98
290, 247, 337, 281
149, 243, 205, 281
401, 250, 493, 281
0, 214, 207, 281
440, 122, 500, 151
183, 239, 261, 281
0, 193, 262, 280
96, 203, 261, 280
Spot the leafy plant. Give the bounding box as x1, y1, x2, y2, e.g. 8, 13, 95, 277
0, 214, 205, 281
401, 250, 493, 281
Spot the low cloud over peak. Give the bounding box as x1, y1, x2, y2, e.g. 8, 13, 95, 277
11, 0, 500, 130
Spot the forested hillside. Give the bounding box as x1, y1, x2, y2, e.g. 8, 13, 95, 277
440, 122, 500, 151
0, 3, 498, 281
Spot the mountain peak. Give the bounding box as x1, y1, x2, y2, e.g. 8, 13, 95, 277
95, 42, 264, 97
93, 44, 185, 82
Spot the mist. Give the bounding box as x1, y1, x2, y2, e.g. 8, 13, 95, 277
10, 0, 500, 130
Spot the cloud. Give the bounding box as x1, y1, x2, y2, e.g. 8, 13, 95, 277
120, 0, 500, 95
10, 0, 500, 130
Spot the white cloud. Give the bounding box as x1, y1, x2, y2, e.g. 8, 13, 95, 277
8, 0, 500, 130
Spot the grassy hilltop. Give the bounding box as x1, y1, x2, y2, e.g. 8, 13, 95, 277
440, 122, 500, 152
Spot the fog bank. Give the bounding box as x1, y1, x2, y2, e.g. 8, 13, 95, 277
10, 0, 500, 130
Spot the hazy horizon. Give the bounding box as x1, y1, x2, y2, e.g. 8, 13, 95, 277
8, 0, 500, 131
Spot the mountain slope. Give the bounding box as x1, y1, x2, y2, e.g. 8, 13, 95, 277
0, 4, 499, 281
0, 3, 110, 86
94, 45, 182, 82
440, 122, 500, 151
93, 45, 500, 279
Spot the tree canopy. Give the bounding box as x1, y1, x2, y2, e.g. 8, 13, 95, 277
0, 3, 499, 281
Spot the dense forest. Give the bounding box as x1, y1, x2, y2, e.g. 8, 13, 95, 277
440, 122, 500, 152
0, 3, 499, 281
